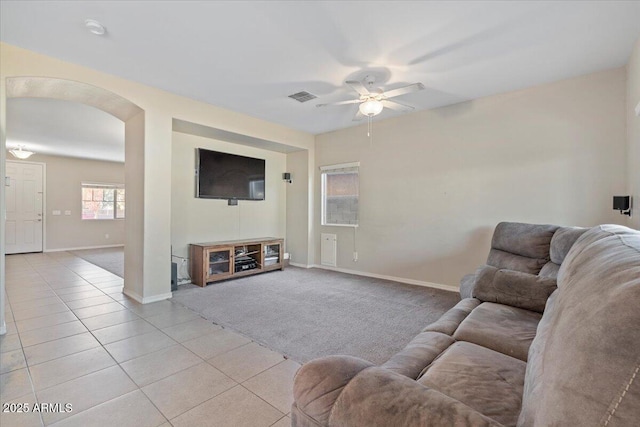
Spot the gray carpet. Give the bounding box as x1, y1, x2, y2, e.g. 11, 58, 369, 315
172, 267, 460, 364
70, 247, 124, 278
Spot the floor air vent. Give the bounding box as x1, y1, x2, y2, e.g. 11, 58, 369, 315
288, 91, 317, 103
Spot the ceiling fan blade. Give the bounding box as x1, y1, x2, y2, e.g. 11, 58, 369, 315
316, 99, 362, 107
382, 83, 425, 99
353, 109, 365, 121
381, 99, 414, 112
345, 80, 371, 96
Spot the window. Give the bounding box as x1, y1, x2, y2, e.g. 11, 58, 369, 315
82, 183, 125, 220
321, 162, 359, 226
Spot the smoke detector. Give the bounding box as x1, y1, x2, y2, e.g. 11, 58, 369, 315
85, 19, 106, 36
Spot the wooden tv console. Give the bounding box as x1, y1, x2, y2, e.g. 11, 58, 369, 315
189, 237, 284, 287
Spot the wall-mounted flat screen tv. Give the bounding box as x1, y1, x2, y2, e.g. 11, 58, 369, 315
196, 148, 265, 200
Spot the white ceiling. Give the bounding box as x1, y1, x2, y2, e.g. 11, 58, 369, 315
7, 98, 125, 162
2, 1, 640, 161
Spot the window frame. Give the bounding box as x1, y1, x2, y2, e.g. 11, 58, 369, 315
320, 162, 360, 228
81, 182, 125, 220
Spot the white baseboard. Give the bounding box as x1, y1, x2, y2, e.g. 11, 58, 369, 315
123, 289, 173, 304
289, 262, 312, 268
45, 244, 124, 252
141, 292, 173, 304
310, 264, 459, 293
123, 289, 143, 303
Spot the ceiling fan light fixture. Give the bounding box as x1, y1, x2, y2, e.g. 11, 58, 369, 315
9, 145, 35, 160
359, 99, 383, 117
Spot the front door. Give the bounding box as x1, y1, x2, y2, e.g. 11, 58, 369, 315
5, 161, 44, 254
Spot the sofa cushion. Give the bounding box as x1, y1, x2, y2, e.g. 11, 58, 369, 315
473, 267, 557, 313
418, 341, 526, 427
453, 302, 541, 361
537, 260, 559, 278
486, 249, 547, 274
549, 226, 588, 264
519, 225, 640, 426
330, 366, 501, 427
538, 227, 587, 279
490, 222, 558, 259
381, 332, 455, 379
423, 298, 481, 336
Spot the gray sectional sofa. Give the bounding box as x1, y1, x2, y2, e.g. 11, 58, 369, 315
291, 223, 640, 426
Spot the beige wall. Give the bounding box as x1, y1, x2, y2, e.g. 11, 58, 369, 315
171, 132, 287, 261
286, 150, 310, 265
16, 154, 126, 251
627, 38, 640, 230
315, 67, 628, 288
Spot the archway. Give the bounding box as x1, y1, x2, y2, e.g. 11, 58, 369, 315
1, 77, 146, 333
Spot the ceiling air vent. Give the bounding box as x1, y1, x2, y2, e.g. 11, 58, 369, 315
288, 91, 317, 103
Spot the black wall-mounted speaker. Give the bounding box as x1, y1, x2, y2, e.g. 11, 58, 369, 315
613, 196, 630, 211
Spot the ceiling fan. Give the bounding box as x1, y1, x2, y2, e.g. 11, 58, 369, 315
317, 75, 425, 121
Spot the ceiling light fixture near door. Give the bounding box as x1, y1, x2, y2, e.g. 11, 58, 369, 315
9, 145, 35, 160
85, 19, 106, 36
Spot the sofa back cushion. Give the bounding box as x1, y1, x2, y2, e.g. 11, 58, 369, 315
518, 225, 640, 426
538, 226, 588, 279
473, 267, 557, 313
486, 222, 558, 275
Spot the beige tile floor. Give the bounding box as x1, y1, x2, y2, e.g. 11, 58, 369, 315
1, 252, 296, 427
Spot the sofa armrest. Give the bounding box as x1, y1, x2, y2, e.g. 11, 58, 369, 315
473, 267, 557, 313
293, 355, 375, 426
459, 265, 497, 300
328, 367, 503, 427
459, 273, 477, 299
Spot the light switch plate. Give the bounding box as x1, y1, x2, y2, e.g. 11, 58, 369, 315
5, 177, 10, 186
64, 210, 71, 216
52, 210, 61, 216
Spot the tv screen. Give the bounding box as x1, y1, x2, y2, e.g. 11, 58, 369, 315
196, 149, 265, 200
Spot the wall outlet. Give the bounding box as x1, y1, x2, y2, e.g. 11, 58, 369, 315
284, 253, 290, 260
64, 210, 71, 216
353, 251, 358, 262
105, 233, 109, 239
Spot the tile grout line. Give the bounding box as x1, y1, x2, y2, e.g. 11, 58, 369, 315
270, 414, 291, 426
6, 251, 295, 426
238, 383, 288, 422
5, 254, 47, 427
5, 252, 122, 426
11, 252, 206, 424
